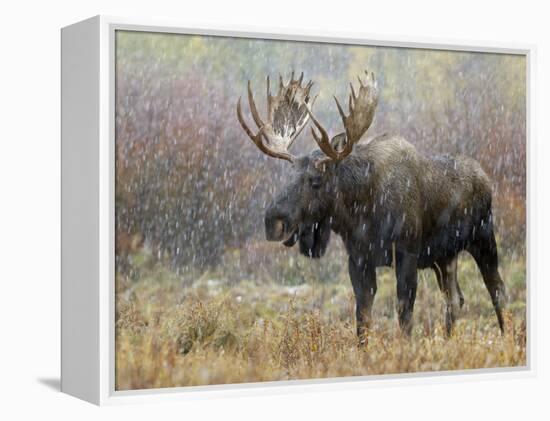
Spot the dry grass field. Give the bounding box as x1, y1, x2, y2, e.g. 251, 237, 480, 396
115, 244, 526, 390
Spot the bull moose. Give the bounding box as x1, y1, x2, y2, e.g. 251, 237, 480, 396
236, 71, 507, 341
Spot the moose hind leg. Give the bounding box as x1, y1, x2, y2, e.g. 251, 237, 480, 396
468, 230, 507, 334
433, 258, 462, 336
348, 255, 377, 344
395, 250, 418, 337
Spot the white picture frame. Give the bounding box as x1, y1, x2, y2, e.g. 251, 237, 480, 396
61, 15, 536, 405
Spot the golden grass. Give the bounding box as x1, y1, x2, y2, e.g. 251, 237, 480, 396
115, 249, 526, 390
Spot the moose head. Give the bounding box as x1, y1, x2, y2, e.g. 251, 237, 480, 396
237, 71, 378, 258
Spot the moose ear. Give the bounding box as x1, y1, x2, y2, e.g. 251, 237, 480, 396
330, 132, 347, 152
313, 133, 346, 171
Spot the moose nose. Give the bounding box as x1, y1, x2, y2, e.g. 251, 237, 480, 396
265, 207, 290, 242
266, 218, 286, 241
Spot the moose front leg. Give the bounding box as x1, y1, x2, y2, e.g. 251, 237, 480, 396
395, 250, 418, 336
348, 255, 377, 344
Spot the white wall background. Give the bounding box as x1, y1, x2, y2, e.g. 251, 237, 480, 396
0, 0, 547, 418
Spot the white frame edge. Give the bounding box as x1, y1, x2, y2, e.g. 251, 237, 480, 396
60, 14, 536, 406
61, 16, 101, 404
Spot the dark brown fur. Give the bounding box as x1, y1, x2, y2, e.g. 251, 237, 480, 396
265, 134, 507, 340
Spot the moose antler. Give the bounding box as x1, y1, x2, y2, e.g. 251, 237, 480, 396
308, 70, 378, 162
237, 72, 315, 162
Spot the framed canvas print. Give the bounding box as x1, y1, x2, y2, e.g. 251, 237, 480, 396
61, 16, 534, 405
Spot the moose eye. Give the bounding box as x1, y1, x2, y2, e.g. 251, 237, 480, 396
310, 176, 323, 189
